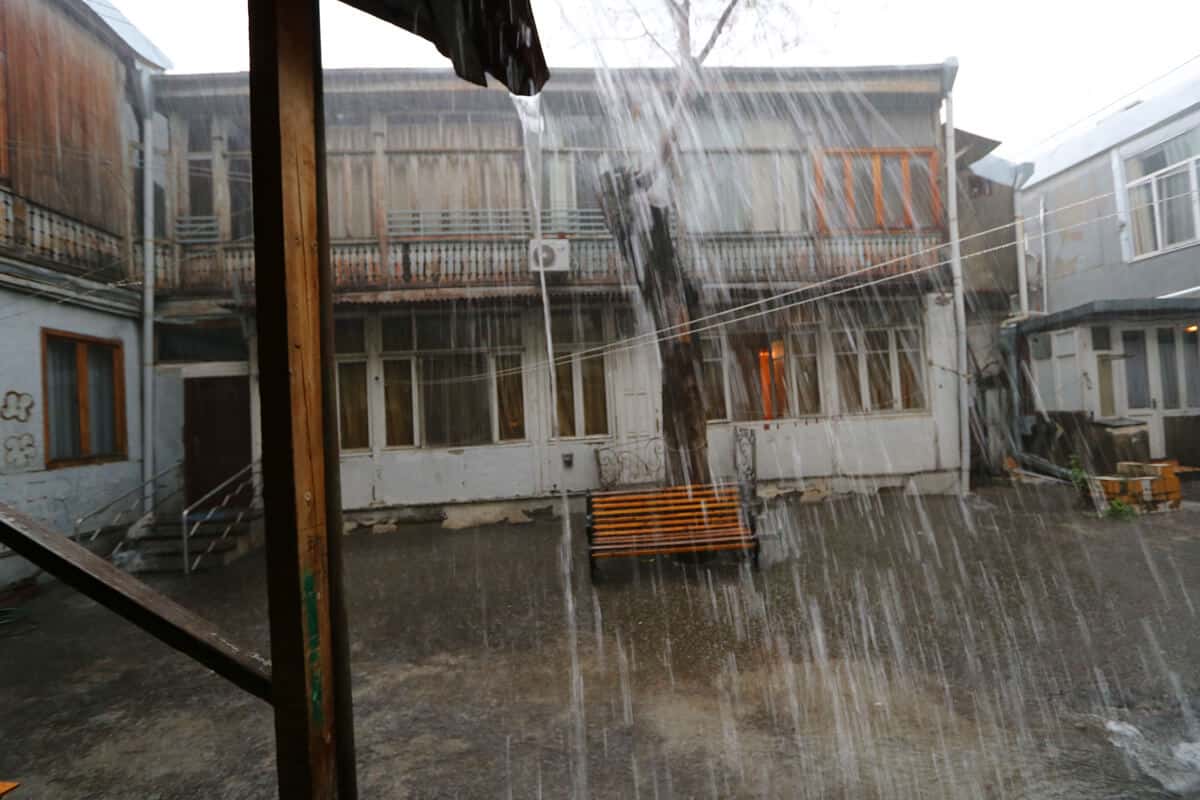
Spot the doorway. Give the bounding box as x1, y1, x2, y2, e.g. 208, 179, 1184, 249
183, 375, 252, 507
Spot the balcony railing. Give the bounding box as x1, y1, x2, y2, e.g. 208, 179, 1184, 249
157, 219, 944, 296
0, 187, 126, 279
388, 208, 609, 238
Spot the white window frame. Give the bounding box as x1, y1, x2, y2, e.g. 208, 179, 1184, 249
1122, 123, 1200, 261
333, 314, 371, 454
834, 324, 927, 415
551, 307, 613, 440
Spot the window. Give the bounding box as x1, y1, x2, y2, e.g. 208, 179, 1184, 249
551, 309, 609, 437
422, 355, 492, 446
727, 332, 788, 421
392, 310, 526, 447
335, 318, 369, 450
833, 324, 926, 413
42, 331, 125, 466
1184, 327, 1200, 408
792, 329, 821, 415
817, 150, 940, 233
1123, 330, 1151, 409
701, 336, 727, 421
1125, 126, 1200, 257
1159, 328, 1180, 410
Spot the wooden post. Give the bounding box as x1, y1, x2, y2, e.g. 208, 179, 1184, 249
247, 0, 356, 797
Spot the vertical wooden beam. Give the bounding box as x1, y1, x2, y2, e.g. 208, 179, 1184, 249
369, 112, 388, 282
247, 0, 355, 797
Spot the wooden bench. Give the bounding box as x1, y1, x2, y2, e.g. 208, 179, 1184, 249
585, 483, 758, 577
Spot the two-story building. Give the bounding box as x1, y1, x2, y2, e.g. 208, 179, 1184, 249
1, 0, 978, 578
1014, 77, 1200, 466
150, 64, 966, 519
0, 0, 169, 585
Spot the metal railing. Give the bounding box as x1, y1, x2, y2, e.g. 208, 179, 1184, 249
176, 214, 221, 244
180, 460, 262, 574
387, 207, 609, 238
72, 462, 185, 548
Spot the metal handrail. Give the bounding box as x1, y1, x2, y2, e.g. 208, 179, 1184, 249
73, 461, 184, 540
180, 460, 261, 574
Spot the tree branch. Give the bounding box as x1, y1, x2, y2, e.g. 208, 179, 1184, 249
628, 3, 678, 66
696, 0, 740, 64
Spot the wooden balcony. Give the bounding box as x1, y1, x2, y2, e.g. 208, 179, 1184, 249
0, 187, 127, 281
155, 208, 946, 297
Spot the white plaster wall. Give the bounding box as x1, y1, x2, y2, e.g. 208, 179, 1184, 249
0, 290, 142, 586
332, 293, 961, 508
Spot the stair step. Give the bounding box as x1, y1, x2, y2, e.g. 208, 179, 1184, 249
134, 536, 242, 556
133, 523, 253, 543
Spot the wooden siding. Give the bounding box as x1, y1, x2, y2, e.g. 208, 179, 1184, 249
0, 0, 130, 235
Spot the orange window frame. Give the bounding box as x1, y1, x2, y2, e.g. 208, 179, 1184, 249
814, 148, 941, 234
41, 329, 128, 469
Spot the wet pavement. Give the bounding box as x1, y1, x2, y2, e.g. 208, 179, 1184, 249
3, 485, 1200, 798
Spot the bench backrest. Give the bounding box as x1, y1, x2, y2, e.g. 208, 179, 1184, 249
589, 483, 748, 534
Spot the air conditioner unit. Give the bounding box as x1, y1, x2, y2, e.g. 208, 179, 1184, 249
529, 239, 570, 273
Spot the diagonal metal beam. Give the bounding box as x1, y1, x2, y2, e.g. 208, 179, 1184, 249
0, 503, 271, 702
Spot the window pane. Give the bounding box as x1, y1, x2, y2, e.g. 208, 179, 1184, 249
910, 157, 936, 228
416, 313, 451, 350
834, 330, 862, 413
866, 330, 893, 411
337, 361, 369, 449
897, 329, 925, 410
581, 355, 608, 436
496, 355, 526, 440
851, 156, 876, 229
1123, 331, 1151, 409
555, 361, 576, 437
1184, 329, 1200, 408
87, 345, 117, 456
47, 338, 81, 460
702, 337, 727, 421
1128, 183, 1158, 255
1158, 169, 1195, 246
728, 334, 767, 421
795, 354, 820, 415
767, 338, 788, 419
882, 157, 906, 228
381, 315, 413, 351
1098, 356, 1116, 417
551, 311, 576, 346
422, 356, 490, 447
188, 160, 213, 217
334, 318, 365, 354
490, 313, 523, 348
837, 355, 862, 413
383, 359, 414, 447
1159, 328, 1180, 409
821, 155, 848, 230
703, 361, 727, 420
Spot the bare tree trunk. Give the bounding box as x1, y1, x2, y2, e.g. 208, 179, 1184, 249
601, 169, 710, 487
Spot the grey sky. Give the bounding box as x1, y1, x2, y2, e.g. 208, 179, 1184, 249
117, 0, 1200, 160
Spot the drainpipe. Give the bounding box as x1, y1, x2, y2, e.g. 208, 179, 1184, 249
1038, 196, 1048, 313
1014, 186, 1029, 316
140, 70, 156, 514
943, 59, 970, 494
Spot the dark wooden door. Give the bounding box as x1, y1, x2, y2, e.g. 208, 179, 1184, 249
184, 376, 252, 507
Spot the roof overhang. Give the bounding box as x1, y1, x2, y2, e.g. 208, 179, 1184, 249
1016, 299, 1200, 335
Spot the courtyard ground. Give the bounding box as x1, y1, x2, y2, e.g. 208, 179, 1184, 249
3, 484, 1200, 798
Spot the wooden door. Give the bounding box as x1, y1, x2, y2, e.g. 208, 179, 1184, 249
184, 376, 252, 507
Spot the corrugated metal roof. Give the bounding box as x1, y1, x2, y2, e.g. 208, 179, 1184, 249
1022, 74, 1200, 189
81, 0, 171, 70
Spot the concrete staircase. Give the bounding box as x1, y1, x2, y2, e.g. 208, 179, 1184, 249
115, 513, 264, 574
